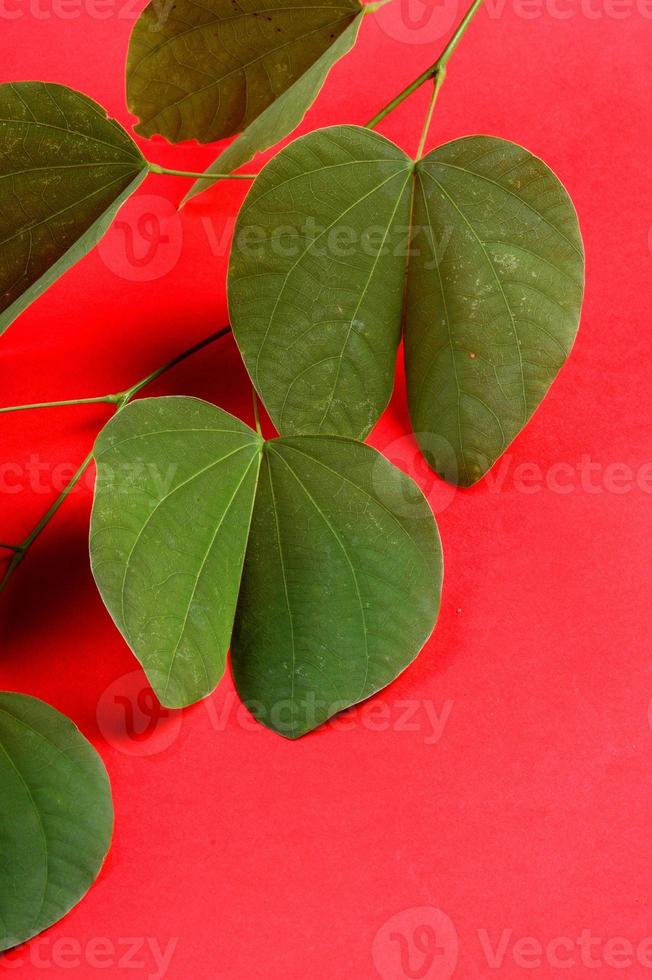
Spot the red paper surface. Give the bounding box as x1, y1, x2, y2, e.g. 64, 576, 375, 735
1, 2, 651, 978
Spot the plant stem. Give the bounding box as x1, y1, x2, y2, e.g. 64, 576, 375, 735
251, 388, 263, 436
148, 162, 256, 180
415, 68, 446, 159
0, 394, 118, 414
0, 326, 232, 595
365, 0, 484, 129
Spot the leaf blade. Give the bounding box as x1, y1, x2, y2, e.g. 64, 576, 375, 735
0, 693, 113, 952
406, 136, 584, 485
126, 0, 361, 145
228, 124, 413, 439
181, 14, 363, 203
90, 397, 263, 708
231, 435, 442, 738
0, 83, 147, 337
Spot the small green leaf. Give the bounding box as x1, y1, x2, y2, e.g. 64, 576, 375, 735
228, 126, 413, 438
126, 0, 362, 145
229, 126, 584, 485
0, 82, 148, 337
90, 397, 442, 735
0, 692, 113, 952
181, 16, 363, 204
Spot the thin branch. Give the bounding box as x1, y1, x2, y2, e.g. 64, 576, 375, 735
0, 326, 232, 595
365, 0, 484, 130
148, 163, 256, 180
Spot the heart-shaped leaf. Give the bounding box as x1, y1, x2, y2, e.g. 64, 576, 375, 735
0, 693, 113, 952
90, 397, 442, 737
126, 0, 363, 146
0, 82, 148, 337
228, 125, 585, 485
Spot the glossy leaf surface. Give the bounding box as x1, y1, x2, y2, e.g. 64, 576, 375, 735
126, 0, 362, 145
228, 126, 584, 485
0, 693, 113, 952
90, 397, 442, 735
0, 82, 147, 336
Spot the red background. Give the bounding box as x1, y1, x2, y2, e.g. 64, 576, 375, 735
1, 1, 651, 978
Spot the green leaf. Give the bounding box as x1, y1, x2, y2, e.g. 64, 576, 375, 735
228, 126, 413, 438
232, 435, 442, 738
90, 397, 263, 709
126, 0, 362, 145
0, 82, 148, 337
0, 692, 113, 952
90, 397, 442, 735
228, 126, 585, 485
181, 16, 363, 204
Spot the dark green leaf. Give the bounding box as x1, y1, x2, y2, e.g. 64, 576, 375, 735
90, 397, 263, 709
126, 0, 362, 145
181, 16, 363, 203
90, 397, 442, 735
232, 434, 442, 738
0, 693, 113, 952
407, 137, 585, 486
228, 126, 412, 438
228, 126, 584, 485
0, 83, 148, 337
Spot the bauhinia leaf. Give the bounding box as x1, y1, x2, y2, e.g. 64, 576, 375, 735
126, 0, 363, 146
0, 82, 148, 337
0, 693, 113, 952
181, 17, 363, 204
228, 125, 585, 486
90, 397, 442, 736
90, 397, 262, 709
231, 435, 442, 737
228, 127, 412, 438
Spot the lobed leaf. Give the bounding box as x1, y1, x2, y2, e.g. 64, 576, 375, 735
0, 82, 148, 337
228, 125, 585, 486
90, 397, 442, 735
0, 693, 113, 952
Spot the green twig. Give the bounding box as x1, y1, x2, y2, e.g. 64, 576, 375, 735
148, 163, 256, 180
415, 68, 446, 159
0, 326, 232, 595
365, 0, 484, 129
252, 388, 263, 437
